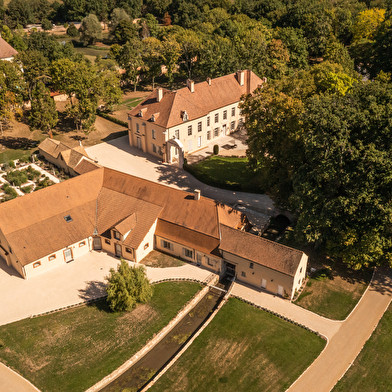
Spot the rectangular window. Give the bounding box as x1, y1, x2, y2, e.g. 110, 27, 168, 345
161, 240, 172, 250
175, 129, 179, 139
183, 248, 193, 258
152, 129, 156, 139
48, 255, 56, 261
214, 128, 219, 137
144, 243, 149, 250
105, 239, 111, 245
249, 262, 254, 269
239, 118, 244, 126
198, 122, 202, 132
241, 271, 246, 277
114, 231, 120, 240
207, 257, 213, 266
214, 113, 219, 123
79, 241, 86, 247
231, 121, 235, 131
207, 116, 210, 126
231, 107, 235, 116
152, 143, 157, 153
207, 130, 211, 140
188, 125, 192, 136
33, 261, 41, 268
223, 110, 227, 120
136, 123, 140, 133
126, 248, 132, 254
158, 146, 162, 155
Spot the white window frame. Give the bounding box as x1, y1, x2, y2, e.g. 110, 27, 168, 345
231, 107, 235, 116
231, 121, 235, 131
188, 125, 192, 136
207, 116, 210, 126
198, 122, 202, 132
214, 128, 219, 137
214, 113, 219, 123
183, 248, 193, 259
207, 130, 211, 140
174, 129, 180, 139
223, 110, 227, 120
161, 239, 172, 250
152, 129, 156, 139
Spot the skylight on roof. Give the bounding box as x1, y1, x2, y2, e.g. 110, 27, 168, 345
64, 215, 73, 223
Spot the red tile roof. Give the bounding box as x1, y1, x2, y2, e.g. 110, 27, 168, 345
129, 70, 263, 129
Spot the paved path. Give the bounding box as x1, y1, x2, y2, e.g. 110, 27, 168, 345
86, 137, 275, 222
0, 363, 40, 392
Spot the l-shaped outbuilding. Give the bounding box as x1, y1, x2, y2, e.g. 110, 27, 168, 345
0, 167, 307, 300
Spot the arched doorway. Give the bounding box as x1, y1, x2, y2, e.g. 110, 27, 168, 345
165, 137, 184, 167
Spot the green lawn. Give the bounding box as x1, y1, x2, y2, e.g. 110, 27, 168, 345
187, 156, 263, 193
0, 282, 201, 392
295, 267, 371, 320
333, 303, 392, 391
150, 298, 326, 392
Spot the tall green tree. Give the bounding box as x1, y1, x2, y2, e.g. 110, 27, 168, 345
160, 35, 181, 87
175, 28, 201, 79
142, 37, 163, 89
6, 0, 33, 27
29, 81, 58, 133
80, 13, 102, 45
106, 260, 153, 312
292, 81, 392, 269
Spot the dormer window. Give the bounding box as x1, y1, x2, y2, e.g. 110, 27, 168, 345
183, 110, 188, 121
138, 110, 143, 117
151, 114, 155, 122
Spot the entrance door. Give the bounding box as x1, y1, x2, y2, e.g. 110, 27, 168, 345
64, 248, 73, 263
226, 262, 236, 276
277, 285, 284, 296
93, 237, 102, 250
261, 279, 267, 289
223, 124, 227, 135
137, 136, 142, 149
115, 244, 122, 258
196, 254, 202, 266
197, 136, 202, 148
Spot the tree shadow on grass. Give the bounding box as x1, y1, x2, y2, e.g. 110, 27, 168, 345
0, 137, 39, 150
78, 280, 114, 312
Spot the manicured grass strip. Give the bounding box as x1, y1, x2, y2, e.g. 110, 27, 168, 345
185, 156, 263, 193
333, 303, 392, 391
150, 298, 325, 392
122, 97, 143, 105
96, 110, 128, 127
295, 269, 371, 320
0, 282, 201, 392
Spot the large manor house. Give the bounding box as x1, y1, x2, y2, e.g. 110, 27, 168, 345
0, 70, 308, 300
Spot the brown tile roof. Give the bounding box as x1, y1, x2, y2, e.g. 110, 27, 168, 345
156, 219, 220, 257
96, 187, 162, 249
219, 225, 305, 277
102, 168, 220, 238
217, 203, 249, 230
38, 138, 72, 159
0, 37, 18, 59
115, 213, 137, 235
129, 70, 263, 129
74, 158, 101, 175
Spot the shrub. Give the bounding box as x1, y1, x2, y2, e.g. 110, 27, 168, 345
5, 170, 28, 186
8, 160, 15, 169
67, 23, 79, 37
42, 18, 53, 31
213, 144, 219, 155
21, 185, 32, 193
63, 23, 69, 28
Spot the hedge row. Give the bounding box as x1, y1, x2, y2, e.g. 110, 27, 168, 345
96, 110, 128, 127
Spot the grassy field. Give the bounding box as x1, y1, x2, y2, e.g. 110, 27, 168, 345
150, 298, 326, 392
0, 282, 201, 392
333, 303, 392, 391
295, 267, 371, 320
140, 250, 185, 268
186, 156, 263, 193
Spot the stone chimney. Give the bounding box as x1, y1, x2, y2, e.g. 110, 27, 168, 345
186, 79, 195, 93
194, 189, 201, 201
157, 88, 163, 102
236, 70, 245, 86
207, 77, 212, 86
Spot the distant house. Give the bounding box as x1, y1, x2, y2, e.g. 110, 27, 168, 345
0, 167, 307, 299
128, 70, 265, 165
38, 138, 100, 176
0, 36, 18, 61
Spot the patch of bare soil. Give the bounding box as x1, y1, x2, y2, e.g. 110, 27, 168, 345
140, 250, 185, 268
